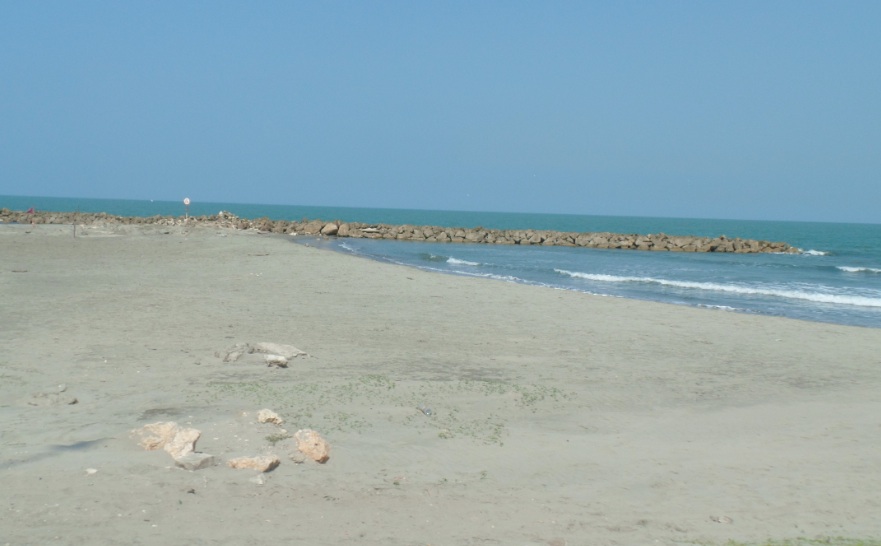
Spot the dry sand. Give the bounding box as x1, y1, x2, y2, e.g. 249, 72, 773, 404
2, 223, 880, 545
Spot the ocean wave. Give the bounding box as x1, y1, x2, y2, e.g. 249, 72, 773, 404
554, 269, 881, 308
479, 272, 523, 282
697, 304, 739, 312
419, 265, 521, 283
447, 257, 481, 266
800, 249, 829, 256
837, 266, 881, 274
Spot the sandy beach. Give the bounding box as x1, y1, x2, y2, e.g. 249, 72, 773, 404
2, 222, 880, 546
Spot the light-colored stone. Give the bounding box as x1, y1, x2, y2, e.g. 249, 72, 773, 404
257, 409, 283, 425
295, 429, 330, 463
227, 455, 281, 472
133, 421, 180, 450
174, 452, 216, 471
252, 342, 307, 359
264, 354, 288, 368
164, 427, 201, 459
301, 220, 324, 234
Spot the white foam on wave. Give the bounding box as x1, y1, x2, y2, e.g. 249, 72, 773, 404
800, 249, 829, 256
464, 271, 521, 282
698, 304, 739, 312
554, 269, 881, 308
486, 273, 526, 282
417, 264, 520, 284
447, 257, 480, 266
838, 266, 881, 274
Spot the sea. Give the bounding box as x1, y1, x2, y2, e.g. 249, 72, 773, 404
4, 195, 881, 329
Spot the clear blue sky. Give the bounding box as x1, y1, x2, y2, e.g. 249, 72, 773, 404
1, 2, 879, 223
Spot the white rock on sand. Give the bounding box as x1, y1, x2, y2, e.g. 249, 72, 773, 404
256, 409, 284, 425
251, 342, 307, 359
294, 429, 330, 463
263, 354, 288, 367
132, 421, 182, 451
132, 421, 208, 467
228, 455, 281, 473
162, 427, 201, 459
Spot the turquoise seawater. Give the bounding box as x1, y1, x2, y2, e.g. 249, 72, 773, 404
4, 195, 881, 328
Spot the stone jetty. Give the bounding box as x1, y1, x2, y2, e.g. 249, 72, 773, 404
0, 208, 797, 254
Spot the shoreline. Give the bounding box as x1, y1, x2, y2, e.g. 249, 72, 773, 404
2, 224, 880, 545
0, 207, 797, 253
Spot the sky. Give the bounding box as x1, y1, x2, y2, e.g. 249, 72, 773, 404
1, 2, 879, 223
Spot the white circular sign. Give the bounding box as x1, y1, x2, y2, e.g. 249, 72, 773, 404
183, 197, 191, 206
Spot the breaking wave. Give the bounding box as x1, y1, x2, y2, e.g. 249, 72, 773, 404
837, 266, 881, 274
447, 257, 481, 266
554, 269, 881, 308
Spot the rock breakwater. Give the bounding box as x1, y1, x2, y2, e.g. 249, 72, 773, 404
0, 208, 797, 253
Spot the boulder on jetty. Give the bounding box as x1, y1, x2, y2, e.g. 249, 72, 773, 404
0, 208, 798, 254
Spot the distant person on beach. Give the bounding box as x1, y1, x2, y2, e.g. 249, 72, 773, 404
26, 207, 35, 225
